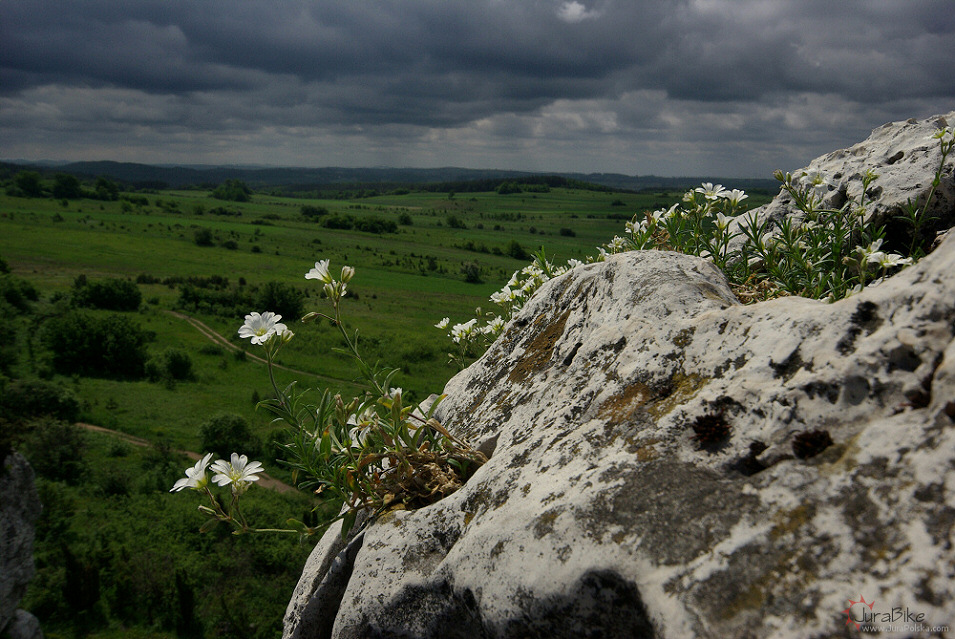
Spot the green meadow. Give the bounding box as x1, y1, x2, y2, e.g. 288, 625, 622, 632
1, 177, 770, 638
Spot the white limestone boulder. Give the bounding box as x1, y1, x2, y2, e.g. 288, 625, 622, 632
285, 233, 955, 638
729, 111, 955, 254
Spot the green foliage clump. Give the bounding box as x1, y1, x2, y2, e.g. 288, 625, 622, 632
52, 173, 83, 200
256, 280, 305, 321
211, 179, 252, 202
13, 171, 44, 197
146, 347, 195, 384
0, 274, 40, 311
0, 377, 80, 424
199, 412, 261, 458
72, 276, 142, 311
460, 261, 483, 283
193, 227, 214, 247
320, 214, 355, 230
43, 311, 153, 379
300, 204, 329, 219
18, 417, 89, 484
353, 216, 398, 234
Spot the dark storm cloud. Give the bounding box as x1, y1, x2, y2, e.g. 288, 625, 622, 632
1, 0, 953, 174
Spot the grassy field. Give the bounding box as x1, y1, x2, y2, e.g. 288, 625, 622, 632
2, 185, 725, 447
2, 178, 771, 638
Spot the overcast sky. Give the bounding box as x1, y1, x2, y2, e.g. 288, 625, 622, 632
2, 0, 953, 177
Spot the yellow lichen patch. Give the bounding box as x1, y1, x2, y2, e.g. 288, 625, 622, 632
769, 504, 813, 541
597, 382, 652, 424
627, 437, 661, 462
646, 372, 709, 419
508, 309, 571, 384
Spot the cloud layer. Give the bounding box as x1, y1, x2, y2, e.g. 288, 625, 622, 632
2, 0, 953, 176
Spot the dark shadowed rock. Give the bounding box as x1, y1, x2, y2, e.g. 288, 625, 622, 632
1, 453, 43, 638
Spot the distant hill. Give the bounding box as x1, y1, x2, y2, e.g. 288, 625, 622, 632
2, 159, 780, 194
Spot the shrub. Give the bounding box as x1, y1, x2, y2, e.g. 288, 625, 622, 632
72, 278, 142, 311
211, 179, 251, 202
559, 227, 576, 237
461, 261, 483, 284
320, 214, 355, 230
199, 412, 260, 458
146, 348, 195, 383
0, 275, 40, 311
300, 204, 329, 219
0, 378, 81, 424
256, 281, 305, 321
353, 216, 398, 234
398, 212, 413, 225
18, 417, 88, 484
43, 311, 152, 379
193, 228, 214, 247
446, 214, 467, 229
506, 240, 529, 260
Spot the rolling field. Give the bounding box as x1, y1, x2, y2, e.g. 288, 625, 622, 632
1, 185, 706, 449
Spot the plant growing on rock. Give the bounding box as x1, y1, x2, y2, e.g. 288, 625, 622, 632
172, 261, 487, 538
439, 126, 954, 365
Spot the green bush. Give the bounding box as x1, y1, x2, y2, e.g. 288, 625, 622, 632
43, 311, 152, 379
0, 378, 80, 424
256, 281, 305, 321
320, 214, 355, 230
146, 347, 195, 383
72, 277, 142, 311
353, 216, 398, 234
199, 412, 261, 458
300, 204, 329, 219
211, 179, 252, 202
193, 227, 214, 247
18, 417, 88, 484
0, 274, 40, 311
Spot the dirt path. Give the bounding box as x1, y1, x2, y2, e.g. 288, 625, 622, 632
163, 309, 342, 382
77, 422, 297, 494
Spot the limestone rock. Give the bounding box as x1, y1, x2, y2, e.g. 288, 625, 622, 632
729, 111, 955, 253
0, 453, 42, 637
4, 609, 44, 639
285, 232, 955, 637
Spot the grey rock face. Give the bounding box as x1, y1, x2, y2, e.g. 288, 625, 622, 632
286, 235, 955, 638
284, 116, 955, 638
1, 453, 42, 637
729, 111, 955, 252
5, 609, 44, 639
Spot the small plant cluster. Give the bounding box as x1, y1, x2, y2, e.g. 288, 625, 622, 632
439, 127, 954, 364
172, 260, 486, 538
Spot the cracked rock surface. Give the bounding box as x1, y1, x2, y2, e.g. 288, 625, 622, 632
284, 115, 955, 639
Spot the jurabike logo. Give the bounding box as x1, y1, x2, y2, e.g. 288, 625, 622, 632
842, 594, 949, 633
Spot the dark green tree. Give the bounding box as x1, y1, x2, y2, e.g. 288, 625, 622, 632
52, 173, 83, 199
211, 179, 252, 202
199, 412, 261, 457
15, 171, 44, 197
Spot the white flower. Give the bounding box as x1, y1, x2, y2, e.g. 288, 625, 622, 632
875, 252, 913, 269
721, 189, 748, 206
305, 259, 334, 284
450, 319, 478, 343
607, 236, 626, 253
715, 212, 731, 231
210, 453, 264, 494
238, 311, 288, 345
483, 316, 506, 335
435, 317, 450, 329
340, 265, 355, 283
565, 258, 584, 270
695, 182, 726, 200
170, 453, 214, 492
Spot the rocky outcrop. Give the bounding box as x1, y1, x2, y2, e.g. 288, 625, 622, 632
729, 111, 955, 254
1, 453, 43, 639
284, 116, 955, 639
